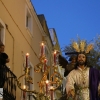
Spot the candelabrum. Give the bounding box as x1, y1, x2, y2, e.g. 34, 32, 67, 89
34, 48, 63, 100
17, 42, 63, 100
17, 67, 37, 93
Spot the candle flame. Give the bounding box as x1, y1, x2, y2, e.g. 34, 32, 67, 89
54, 51, 56, 54
26, 53, 29, 56
41, 42, 44, 46
44, 58, 47, 61
22, 85, 27, 90
46, 80, 49, 84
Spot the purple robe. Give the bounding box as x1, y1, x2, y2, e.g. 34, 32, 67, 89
89, 68, 100, 100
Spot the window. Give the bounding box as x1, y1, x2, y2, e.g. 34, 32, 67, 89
25, 5, 33, 35
0, 18, 5, 45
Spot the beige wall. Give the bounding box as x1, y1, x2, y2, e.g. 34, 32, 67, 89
0, 0, 61, 100
0, 0, 49, 99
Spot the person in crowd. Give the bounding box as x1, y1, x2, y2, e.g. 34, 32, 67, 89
64, 55, 77, 77
0, 44, 10, 87
0, 44, 9, 64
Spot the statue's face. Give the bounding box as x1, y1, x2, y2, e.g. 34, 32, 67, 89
77, 54, 86, 66
71, 57, 76, 63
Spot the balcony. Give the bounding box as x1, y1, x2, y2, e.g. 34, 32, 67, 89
0, 65, 17, 100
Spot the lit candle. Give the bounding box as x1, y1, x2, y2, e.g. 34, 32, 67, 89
45, 80, 49, 96
26, 53, 29, 67
51, 90, 53, 100
44, 58, 47, 71
40, 42, 45, 56
43, 44, 45, 55
53, 50, 56, 65
50, 86, 54, 100
41, 42, 44, 56
22, 85, 27, 90
23, 91, 26, 100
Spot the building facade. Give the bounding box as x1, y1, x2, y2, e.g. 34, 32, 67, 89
0, 0, 62, 100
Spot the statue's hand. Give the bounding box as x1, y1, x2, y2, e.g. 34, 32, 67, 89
98, 84, 100, 97
67, 89, 75, 99
98, 89, 100, 97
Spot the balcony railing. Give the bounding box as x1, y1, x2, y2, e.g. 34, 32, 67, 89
0, 65, 17, 100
